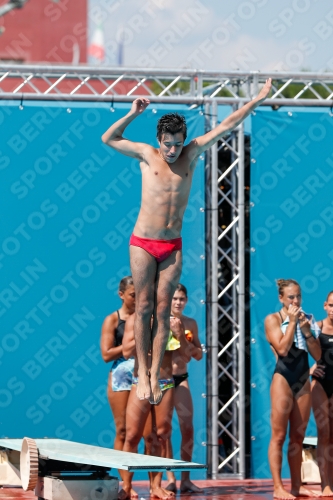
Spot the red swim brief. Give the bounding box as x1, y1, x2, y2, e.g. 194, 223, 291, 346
129, 234, 182, 263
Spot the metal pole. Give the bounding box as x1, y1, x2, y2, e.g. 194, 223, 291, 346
237, 118, 246, 479
231, 126, 237, 473
1, 93, 332, 107
211, 99, 219, 479
204, 101, 212, 476
2, 63, 333, 80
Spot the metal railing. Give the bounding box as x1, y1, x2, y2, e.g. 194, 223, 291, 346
1, 64, 333, 105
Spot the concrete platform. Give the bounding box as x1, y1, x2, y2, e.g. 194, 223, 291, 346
0, 479, 323, 499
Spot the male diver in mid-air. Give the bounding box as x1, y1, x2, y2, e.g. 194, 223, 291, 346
102, 78, 272, 404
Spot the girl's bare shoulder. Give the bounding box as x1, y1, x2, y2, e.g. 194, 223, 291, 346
181, 315, 197, 329
102, 311, 118, 330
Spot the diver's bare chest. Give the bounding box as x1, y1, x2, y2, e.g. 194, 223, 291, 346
145, 174, 191, 196
146, 166, 190, 183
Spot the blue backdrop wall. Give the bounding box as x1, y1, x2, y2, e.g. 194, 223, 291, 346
0, 101, 206, 478
250, 108, 333, 478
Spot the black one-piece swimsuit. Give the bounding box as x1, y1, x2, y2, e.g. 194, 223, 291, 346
313, 323, 333, 399
273, 311, 309, 397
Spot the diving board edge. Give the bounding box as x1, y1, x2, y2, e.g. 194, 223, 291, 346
0, 438, 206, 472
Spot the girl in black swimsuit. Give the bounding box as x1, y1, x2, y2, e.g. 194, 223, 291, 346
264, 279, 321, 500
311, 290, 333, 497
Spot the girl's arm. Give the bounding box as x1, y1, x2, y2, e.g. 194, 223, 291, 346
122, 314, 136, 359
299, 314, 322, 361
170, 316, 190, 361
188, 319, 202, 361
265, 306, 300, 356
100, 313, 123, 362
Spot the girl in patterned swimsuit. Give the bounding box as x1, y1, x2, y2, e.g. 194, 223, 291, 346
100, 276, 136, 496
311, 290, 333, 497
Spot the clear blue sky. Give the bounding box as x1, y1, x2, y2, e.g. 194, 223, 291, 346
88, 0, 333, 72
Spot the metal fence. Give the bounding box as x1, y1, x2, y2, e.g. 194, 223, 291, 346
1, 65, 333, 479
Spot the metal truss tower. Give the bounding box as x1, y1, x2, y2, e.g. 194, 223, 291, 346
1, 64, 333, 478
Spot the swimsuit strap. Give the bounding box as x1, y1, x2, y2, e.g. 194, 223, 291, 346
117, 310, 125, 324
278, 311, 284, 324
319, 320, 332, 335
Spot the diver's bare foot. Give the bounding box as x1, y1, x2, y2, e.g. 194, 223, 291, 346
180, 479, 203, 493
118, 486, 131, 500
322, 486, 333, 497
273, 485, 296, 499
165, 482, 177, 493
136, 371, 151, 400
151, 486, 175, 498
291, 486, 321, 497
130, 488, 139, 498
149, 375, 162, 405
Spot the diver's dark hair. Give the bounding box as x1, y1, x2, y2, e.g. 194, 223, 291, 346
157, 113, 187, 141
176, 283, 188, 297
326, 290, 333, 301
276, 278, 300, 296
119, 276, 133, 293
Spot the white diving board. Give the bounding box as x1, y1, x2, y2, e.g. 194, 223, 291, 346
0, 438, 206, 472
